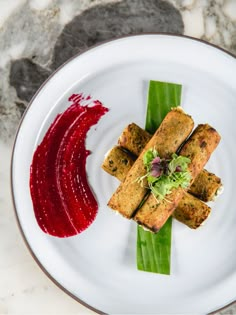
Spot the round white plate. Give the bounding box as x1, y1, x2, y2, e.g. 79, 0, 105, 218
11, 34, 236, 314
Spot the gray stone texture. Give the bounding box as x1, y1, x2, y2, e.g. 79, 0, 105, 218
10, 59, 51, 102
9, 0, 183, 107
51, 0, 184, 69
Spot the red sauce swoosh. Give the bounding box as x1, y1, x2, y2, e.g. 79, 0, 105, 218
30, 93, 108, 237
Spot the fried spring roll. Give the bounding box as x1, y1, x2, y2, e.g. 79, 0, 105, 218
119, 122, 222, 201
134, 124, 221, 232
188, 169, 222, 202
107, 108, 194, 218
172, 193, 211, 229
102, 146, 211, 229
118, 123, 151, 156
101, 146, 135, 182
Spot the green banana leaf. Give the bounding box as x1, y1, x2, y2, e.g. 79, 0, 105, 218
136, 80, 182, 274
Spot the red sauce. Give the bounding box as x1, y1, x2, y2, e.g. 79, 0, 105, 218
30, 93, 108, 237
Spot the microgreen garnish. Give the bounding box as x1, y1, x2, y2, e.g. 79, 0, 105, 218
139, 148, 191, 200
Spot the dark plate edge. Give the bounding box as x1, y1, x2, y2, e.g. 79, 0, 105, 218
10, 33, 236, 315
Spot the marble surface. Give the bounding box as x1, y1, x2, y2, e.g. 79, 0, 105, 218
0, 0, 235, 314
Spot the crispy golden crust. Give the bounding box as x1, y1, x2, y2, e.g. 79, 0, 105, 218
107, 108, 194, 218
118, 123, 151, 156
102, 145, 212, 229
118, 123, 222, 202
181, 124, 221, 181
188, 169, 222, 202
101, 146, 135, 182
172, 193, 211, 229
135, 187, 184, 232
134, 124, 221, 232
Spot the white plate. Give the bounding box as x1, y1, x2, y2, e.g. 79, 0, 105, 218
11, 34, 236, 314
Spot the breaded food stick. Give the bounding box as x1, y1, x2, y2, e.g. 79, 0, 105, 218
134, 124, 221, 232
102, 146, 211, 229
172, 193, 211, 229
188, 169, 222, 202
118, 123, 151, 156
107, 108, 194, 218
118, 123, 222, 201
101, 146, 135, 182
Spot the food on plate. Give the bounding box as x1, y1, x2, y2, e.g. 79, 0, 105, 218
134, 124, 221, 232
118, 122, 222, 201
188, 169, 222, 202
102, 145, 211, 229
172, 193, 211, 229
107, 107, 194, 218
131, 80, 221, 274
102, 146, 135, 181
30, 93, 108, 237
118, 122, 151, 156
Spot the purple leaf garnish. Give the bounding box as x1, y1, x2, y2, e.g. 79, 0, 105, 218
176, 166, 182, 172
151, 163, 162, 177
151, 156, 161, 164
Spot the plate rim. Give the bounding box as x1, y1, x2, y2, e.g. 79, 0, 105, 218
10, 33, 236, 315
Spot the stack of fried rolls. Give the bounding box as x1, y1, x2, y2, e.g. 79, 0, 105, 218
102, 108, 222, 231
